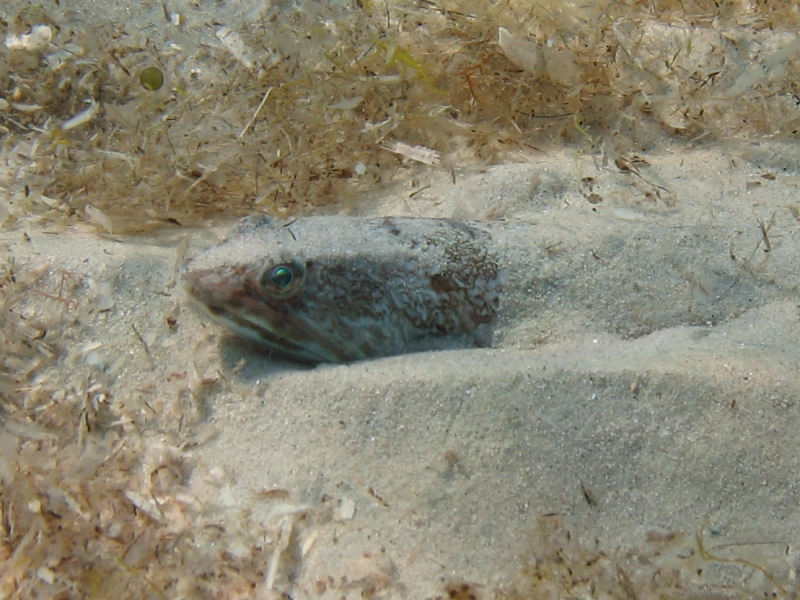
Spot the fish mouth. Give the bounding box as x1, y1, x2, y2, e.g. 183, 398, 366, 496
182, 268, 359, 364
204, 301, 353, 364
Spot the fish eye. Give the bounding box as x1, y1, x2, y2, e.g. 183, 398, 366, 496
258, 261, 305, 298
270, 266, 293, 289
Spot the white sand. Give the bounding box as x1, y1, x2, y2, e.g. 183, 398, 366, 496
6, 146, 800, 596
5, 0, 800, 595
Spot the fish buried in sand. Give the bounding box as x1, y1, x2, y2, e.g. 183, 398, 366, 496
182, 215, 505, 363
183, 213, 782, 364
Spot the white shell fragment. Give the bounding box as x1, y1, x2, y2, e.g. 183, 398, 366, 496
62, 100, 100, 132
542, 46, 582, 87
5, 25, 53, 52
124, 490, 163, 522
498, 27, 582, 86
265, 515, 294, 590
336, 496, 356, 520
382, 141, 440, 165
216, 27, 256, 69
36, 567, 55, 585
498, 27, 544, 77
328, 96, 364, 110
301, 529, 319, 556
85, 204, 113, 234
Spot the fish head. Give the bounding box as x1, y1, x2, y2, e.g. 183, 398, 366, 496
182, 215, 364, 363
182, 215, 503, 364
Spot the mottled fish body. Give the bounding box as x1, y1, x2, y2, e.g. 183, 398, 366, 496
183, 213, 784, 364
182, 215, 505, 363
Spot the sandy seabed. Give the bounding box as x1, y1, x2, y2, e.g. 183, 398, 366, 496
4, 145, 800, 598
4, 0, 800, 596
